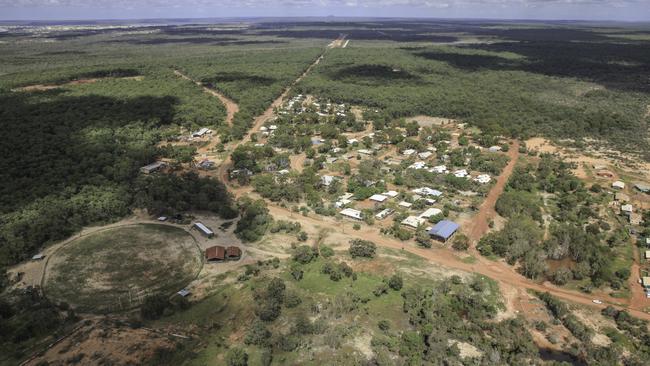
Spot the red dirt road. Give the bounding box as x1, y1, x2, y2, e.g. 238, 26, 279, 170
173, 69, 239, 127
467, 141, 520, 243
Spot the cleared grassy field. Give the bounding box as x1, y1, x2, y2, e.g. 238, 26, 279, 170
43, 224, 201, 313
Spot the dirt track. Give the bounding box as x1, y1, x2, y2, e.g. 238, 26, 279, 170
466, 141, 520, 243
173, 70, 239, 127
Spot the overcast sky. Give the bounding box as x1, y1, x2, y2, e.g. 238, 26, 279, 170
1, 0, 649, 21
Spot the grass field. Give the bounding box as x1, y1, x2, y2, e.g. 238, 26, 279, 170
43, 224, 201, 313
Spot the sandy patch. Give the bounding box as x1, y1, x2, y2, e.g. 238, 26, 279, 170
407, 115, 459, 127
449, 340, 483, 359
12, 76, 143, 92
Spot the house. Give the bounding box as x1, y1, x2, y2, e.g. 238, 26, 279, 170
340, 208, 363, 220
630, 213, 643, 226
335, 198, 353, 208
402, 149, 416, 156
321, 175, 337, 187
419, 208, 442, 219
418, 151, 433, 159
358, 149, 373, 155
383, 191, 399, 198
230, 169, 253, 179
488, 145, 502, 152
205, 246, 226, 261
399, 201, 413, 208
32, 253, 45, 261
409, 161, 427, 170
645, 250, 650, 260
192, 127, 212, 137
428, 220, 460, 242
646, 237, 650, 247
474, 174, 491, 184
612, 181, 626, 190
193, 222, 215, 238
226, 246, 242, 260
140, 161, 166, 174
401, 216, 426, 229
339, 193, 354, 201
369, 194, 388, 203
326, 157, 338, 164
430, 165, 448, 174
615, 193, 630, 202
621, 204, 634, 214
347, 138, 359, 144
635, 183, 650, 193
177, 289, 190, 297
198, 159, 215, 170
453, 169, 469, 178
269, 125, 278, 131
412, 187, 443, 197
157, 216, 168, 222
375, 209, 394, 220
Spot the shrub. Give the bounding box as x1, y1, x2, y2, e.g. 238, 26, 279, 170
140, 294, 169, 320
349, 239, 376, 258
320, 245, 335, 258
388, 274, 403, 291
225, 347, 248, 366
452, 233, 470, 251
293, 245, 317, 264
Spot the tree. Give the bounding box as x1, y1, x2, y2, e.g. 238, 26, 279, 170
293, 245, 317, 264
140, 294, 169, 320
225, 347, 248, 366
415, 229, 432, 248
388, 274, 403, 291
452, 233, 470, 251
349, 239, 376, 258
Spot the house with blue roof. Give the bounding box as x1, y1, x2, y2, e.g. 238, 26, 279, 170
428, 220, 460, 242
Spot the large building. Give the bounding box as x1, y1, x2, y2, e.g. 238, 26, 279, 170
205, 246, 226, 261
140, 161, 166, 174
193, 222, 215, 238
429, 220, 460, 242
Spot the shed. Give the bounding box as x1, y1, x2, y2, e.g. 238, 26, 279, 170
375, 209, 394, 220
140, 161, 166, 174
193, 222, 215, 238
428, 220, 460, 242
612, 181, 626, 190
177, 289, 190, 297
645, 250, 650, 260
32, 253, 45, 261
205, 246, 226, 261
635, 183, 650, 193
226, 246, 242, 260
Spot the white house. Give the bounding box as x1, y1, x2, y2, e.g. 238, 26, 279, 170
419, 208, 442, 219
339, 193, 354, 201
321, 175, 337, 187
612, 181, 626, 190
347, 138, 359, 144
375, 209, 394, 220
192, 127, 212, 137
488, 145, 502, 152
399, 201, 413, 208
358, 149, 373, 155
269, 125, 278, 130
383, 190, 399, 198
418, 151, 433, 159
621, 204, 634, 214
403, 149, 416, 156
409, 161, 427, 170
335, 199, 353, 208
401, 216, 426, 229
474, 174, 491, 184
430, 165, 448, 174
340, 208, 363, 220
412, 187, 443, 197
454, 169, 469, 178
369, 194, 388, 203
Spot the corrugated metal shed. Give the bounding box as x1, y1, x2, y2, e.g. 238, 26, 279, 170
428, 220, 460, 241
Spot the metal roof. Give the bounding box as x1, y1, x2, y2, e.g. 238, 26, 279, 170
428, 220, 460, 240
194, 222, 214, 235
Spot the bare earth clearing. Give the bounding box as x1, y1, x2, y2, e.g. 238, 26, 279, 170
11, 76, 143, 92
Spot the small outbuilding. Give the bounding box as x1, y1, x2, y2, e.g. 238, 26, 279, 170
340, 208, 363, 220
177, 289, 190, 297
193, 222, 215, 238
226, 246, 242, 260
205, 246, 226, 261
612, 181, 626, 190
32, 253, 45, 261
140, 161, 166, 174
428, 220, 460, 242
635, 183, 650, 193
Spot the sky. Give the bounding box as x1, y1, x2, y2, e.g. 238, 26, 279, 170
1, 0, 650, 22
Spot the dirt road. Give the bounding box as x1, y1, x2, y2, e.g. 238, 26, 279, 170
173, 69, 239, 127
629, 245, 647, 311
467, 141, 519, 243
